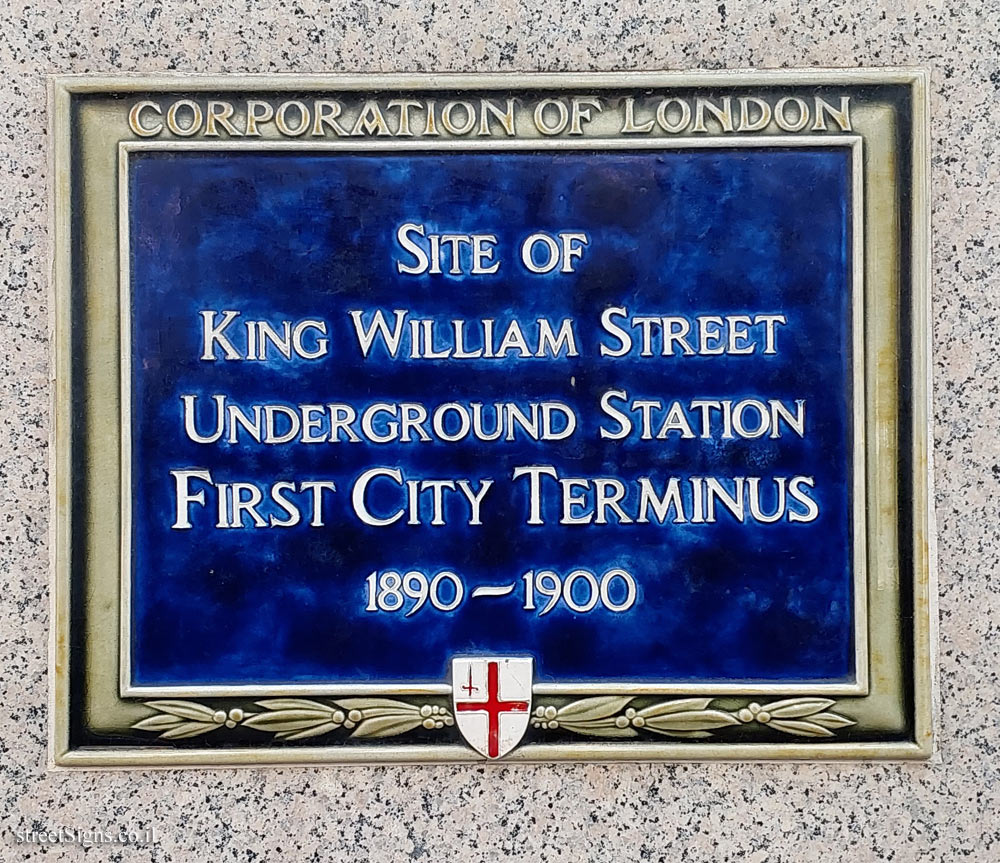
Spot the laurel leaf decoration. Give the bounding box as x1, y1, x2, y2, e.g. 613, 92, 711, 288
640, 709, 741, 737
242, 700, 340, 740
131, 713, 187, 731
132, 696, 454, 742
352, 715, 426, 739
146, 700, 217, 722
158, 721, 222, 740
808, 712, 855, 730
254, 698, 335, 712
532, 696, 856, 741
733, 698, 856, 738
130, 700, 254, 740
130, 694, 855, 746
337, 698, 422, 712
636, 697, 714, 717
767, 719, 836, 737
346, 700, 424, 739
280, 722, 343, 741
557, 696, 635, 722
532, 697, 638, 738
559, 718, 639, 739
763, 698, 836, 719
337, 698, 456, 739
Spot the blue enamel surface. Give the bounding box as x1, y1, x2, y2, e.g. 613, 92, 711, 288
128, 148, 856, 687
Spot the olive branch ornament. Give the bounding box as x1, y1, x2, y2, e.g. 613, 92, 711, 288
131, 695, 853, 743
530, 696, 855, 739
131, 698, 454, 741
129, 701, 252, 740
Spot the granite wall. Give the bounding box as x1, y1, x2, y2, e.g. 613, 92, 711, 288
1, 1, 994, 860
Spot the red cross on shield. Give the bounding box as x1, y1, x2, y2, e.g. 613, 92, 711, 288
452, 657, 533, 759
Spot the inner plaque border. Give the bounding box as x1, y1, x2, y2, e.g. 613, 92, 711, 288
118, 135, 867, 700
50, 70, 933, 767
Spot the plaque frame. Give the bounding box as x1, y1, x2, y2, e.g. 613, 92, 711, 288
50, 70, 934, 767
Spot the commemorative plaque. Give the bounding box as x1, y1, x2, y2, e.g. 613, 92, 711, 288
51, 71, 933, 766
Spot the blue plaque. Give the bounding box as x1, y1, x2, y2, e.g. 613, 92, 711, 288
52, 72, 933, 765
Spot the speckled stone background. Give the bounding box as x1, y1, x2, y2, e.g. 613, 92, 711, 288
0, 1, 993, 860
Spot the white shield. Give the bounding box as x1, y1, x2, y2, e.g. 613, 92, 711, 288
452, 656, 533, 760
